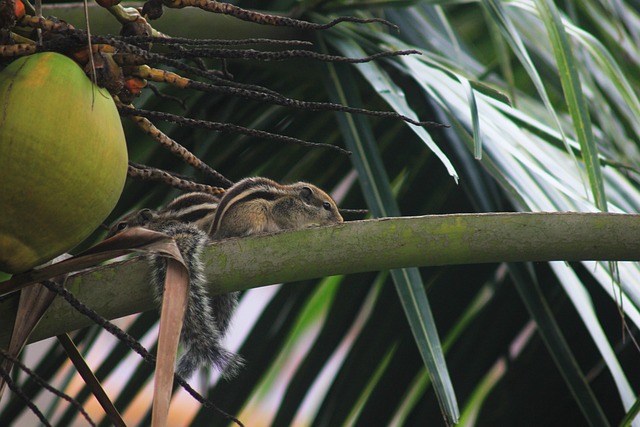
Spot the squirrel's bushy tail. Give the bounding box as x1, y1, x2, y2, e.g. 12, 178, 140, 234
176, 287, 244, 379
148, 222, 242, 379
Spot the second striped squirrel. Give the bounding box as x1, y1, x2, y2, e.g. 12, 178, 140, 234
109, 177, 343, 378
108, 191, 220, 237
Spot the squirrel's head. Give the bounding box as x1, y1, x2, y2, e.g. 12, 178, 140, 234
106, 208, 156, 238
279, 182, 343, 228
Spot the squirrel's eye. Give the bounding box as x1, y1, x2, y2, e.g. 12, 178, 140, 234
322, 202, 332, 211
117, 222, 128, 231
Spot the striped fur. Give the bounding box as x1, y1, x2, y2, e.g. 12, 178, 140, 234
157, 192, 220, 231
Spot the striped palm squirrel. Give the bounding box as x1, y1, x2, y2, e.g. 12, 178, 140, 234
109, 178, 343, 378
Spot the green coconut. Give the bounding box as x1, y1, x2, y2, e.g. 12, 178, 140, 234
0, 52, 128, 273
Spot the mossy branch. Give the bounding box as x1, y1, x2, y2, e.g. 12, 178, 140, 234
1, 212, 639, 348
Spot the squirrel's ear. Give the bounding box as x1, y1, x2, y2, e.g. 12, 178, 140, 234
138, 208, 155, 221
300, 186, 313, 202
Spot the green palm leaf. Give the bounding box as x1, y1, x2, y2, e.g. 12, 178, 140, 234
321, 54, 459, 424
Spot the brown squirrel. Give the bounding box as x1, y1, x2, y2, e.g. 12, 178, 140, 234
209, 177, 343, 238
109, 178, 343, 378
